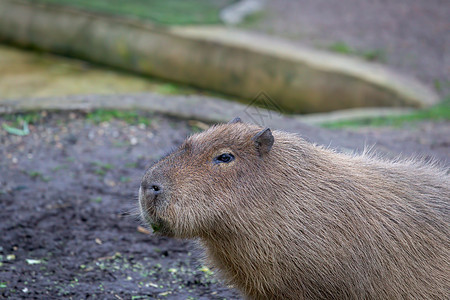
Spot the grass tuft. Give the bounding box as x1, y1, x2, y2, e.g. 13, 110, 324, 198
328, 42, 386, 62
28, 0, 236, 25
321, 97, 450, 129
86, 109, 151, 125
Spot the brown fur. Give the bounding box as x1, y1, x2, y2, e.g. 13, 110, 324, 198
139, 122, 449, 299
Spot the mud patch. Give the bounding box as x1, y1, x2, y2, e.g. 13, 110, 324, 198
0, 112, 240, 299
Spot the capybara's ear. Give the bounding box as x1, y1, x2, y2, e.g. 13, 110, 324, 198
252, 128, 274, 156
228, 117, 242, 124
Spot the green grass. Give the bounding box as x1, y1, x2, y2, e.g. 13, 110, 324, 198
238, 10, 268, 28
120, 176, 131, 183
321, 98, 450, 129
86, 109, 151, 125
125, 162, 138, 168
329, 42, 353, 55
328, 42, 386, 62
434, 79, 450, 93
4, 112, 42, 126
51, 164, 68, 171
28, 0, 236, 25
91, 161, 114, 170
91, 161, 114, 177
361, 49, 386, 62
190, 125, 204, 133
434, 80, 442, 92
91, 197, 103, 203
26, 171, 51, 182
154, 83, 185, 95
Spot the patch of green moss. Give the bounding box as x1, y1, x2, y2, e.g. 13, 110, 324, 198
238, 10, 268, 28
328, 42, 386, 62
27, 0, 236, 25
329, 42, 353, 55
321, 97, 450, 128
4, 112, 42, 126
86, 109, 151, 125
26, 171, 51, 182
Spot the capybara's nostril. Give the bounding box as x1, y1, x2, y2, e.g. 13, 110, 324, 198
141, 181, 163, 202
149, 183, 162, 196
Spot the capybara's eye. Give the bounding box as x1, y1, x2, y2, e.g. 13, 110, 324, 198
214, 153, 235, 164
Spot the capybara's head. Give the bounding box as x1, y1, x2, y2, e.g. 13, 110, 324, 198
139, 118, 276, 238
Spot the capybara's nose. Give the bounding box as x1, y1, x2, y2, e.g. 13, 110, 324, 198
149, 183, 162, 196
142, 182, 163, 201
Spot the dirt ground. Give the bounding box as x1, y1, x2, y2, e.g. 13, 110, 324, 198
244, 0, 450, 97
0, 111, 448, 299
0, 112, 241, 299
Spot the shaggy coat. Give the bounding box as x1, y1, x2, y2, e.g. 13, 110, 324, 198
139, 121, 449, 299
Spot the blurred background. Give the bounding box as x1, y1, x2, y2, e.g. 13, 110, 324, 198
0, 0, 449, 299
1, 0, 448, 113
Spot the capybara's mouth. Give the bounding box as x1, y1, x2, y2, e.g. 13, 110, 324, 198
139, 202, 173, 236
150, 222, 161, 232
146, 217, 173, 237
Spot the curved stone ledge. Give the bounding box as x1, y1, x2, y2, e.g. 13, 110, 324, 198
0, 92, 418, 128
0, 0, 439, 113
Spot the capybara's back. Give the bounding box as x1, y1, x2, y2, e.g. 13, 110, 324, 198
139, 120, 449, 299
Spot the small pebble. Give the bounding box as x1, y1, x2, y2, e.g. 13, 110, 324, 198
88, 131, 95, 140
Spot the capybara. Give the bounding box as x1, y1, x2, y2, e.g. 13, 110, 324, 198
139, 118, 449, 299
